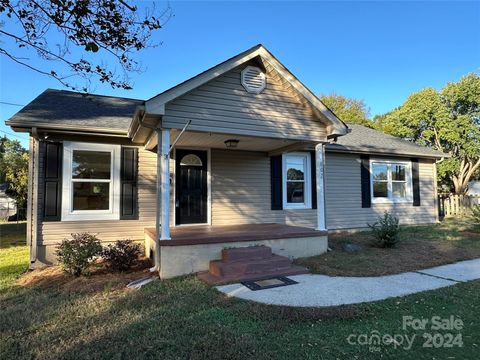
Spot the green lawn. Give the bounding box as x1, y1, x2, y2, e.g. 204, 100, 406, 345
0, 221, 479, 359
0, 221, 28, 290
0, 221, 27, 247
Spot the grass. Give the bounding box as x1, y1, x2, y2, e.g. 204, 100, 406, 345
0, 221, 28, 291
0, 221, 27, 247
1, 220, 479, 359
296, 218, 480, 276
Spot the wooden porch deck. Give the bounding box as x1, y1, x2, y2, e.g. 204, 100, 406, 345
144, 223, 327, 246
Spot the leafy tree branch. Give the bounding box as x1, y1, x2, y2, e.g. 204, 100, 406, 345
375, 73, 480, 194
0, 0, 171, 91
319, 92, 372, 127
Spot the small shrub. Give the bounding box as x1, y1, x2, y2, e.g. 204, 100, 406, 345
102, 240, 141, 272
471, 205, 480, 232
368, 212, 400, 248
56, 233, 102, 276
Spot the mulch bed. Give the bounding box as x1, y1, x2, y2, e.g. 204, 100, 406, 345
295, 232, 480, 277
17, 258, 153, 293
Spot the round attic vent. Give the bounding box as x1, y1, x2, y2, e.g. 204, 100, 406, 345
241, 66, 266, 94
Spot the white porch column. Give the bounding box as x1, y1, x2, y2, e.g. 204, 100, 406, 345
153, 129, 162, 271
160, 128, 171, 240
315, 143, 327, 231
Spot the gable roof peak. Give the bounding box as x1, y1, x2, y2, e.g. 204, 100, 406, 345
145, 44, 348, 138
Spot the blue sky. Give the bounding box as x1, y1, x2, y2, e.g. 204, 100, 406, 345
1, 1, 479, 148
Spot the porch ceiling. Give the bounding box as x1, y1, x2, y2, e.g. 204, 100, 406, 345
171, 130, 308, 152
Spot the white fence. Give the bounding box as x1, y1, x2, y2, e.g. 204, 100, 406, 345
438, 194, 480, 218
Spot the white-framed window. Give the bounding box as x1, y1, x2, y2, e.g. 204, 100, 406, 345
62, 142, 121, 221
282, 152, 312, 209
370, 159, 413, 203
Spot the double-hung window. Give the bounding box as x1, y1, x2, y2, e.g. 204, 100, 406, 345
62, 142, 121, 221
282, 152, 312, 209
370, 160, 412, 203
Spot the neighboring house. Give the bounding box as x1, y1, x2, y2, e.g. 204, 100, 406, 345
0, 185, 17, 220
468, 181, 480, 196
6, 45, 446, 278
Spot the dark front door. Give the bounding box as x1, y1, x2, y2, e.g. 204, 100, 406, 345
175, 149, 208, 225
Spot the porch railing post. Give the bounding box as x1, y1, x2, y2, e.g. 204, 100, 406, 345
315, 143, 327, 231
160, 128, 171, 241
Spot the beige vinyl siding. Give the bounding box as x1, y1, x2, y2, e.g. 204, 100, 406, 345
325, 152, 437, 229
211, 149, 316, 228
211, 150, 437, 230
37, 144, 438, 247
39, 147, 157, 245
163, 63, 327, 142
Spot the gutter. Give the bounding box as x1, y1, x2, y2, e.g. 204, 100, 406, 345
325, 146, 448, 160
13, 128, 130, 139
7, 121, 128, 136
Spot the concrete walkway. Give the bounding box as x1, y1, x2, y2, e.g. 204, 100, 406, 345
216, 258, 480, 307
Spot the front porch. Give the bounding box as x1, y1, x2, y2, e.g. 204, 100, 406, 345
144, 223, 328, 279
129, 47, 350, 278
138, 126, 330, 278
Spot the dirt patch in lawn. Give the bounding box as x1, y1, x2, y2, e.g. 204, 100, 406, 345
17, 257, 153, 293
459, 230, 480, 238
295, 227, 480, 277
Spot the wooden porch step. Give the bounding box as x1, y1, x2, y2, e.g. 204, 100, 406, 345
198, 245, 308, 285
210, 255, 291, 277
221, 246, 272, 262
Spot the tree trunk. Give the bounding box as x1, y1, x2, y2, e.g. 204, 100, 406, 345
452, 158, 480, 194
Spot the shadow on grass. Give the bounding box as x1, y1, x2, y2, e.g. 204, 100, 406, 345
0, 273, 369, 360
1, 272, 479, 360
1, 218, 479, 359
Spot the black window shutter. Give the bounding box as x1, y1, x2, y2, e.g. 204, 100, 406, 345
360, 155, 371, 208
309, 150, 317, 209
411, 158, 421, 206
270, 155, 283, 210
120, 147, 138, 219
43, 142, 63, 221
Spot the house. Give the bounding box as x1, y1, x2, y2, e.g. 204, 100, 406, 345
468, 181, 480, 196
0, 184, 17, 220
6, 45, 446, 279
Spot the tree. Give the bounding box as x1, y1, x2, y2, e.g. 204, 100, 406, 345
0, 1, 171, 91
0, 137, 28, 209
376, 73, 480, 194
0, 136, 7, 184
319, 92, 372, 127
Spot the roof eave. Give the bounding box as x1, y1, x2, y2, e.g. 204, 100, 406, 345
7, 121, 129, 137
127, 105, 146, 138
325, 145, 449, 159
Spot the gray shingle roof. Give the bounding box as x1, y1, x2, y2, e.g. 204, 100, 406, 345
6, 89, 143, 134
6, 90, 447, 159
326, 123, 447, 158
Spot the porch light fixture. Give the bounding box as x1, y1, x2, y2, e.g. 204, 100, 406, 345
224, 139, 240, 148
